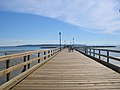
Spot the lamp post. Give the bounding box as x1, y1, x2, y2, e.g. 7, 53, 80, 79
59, 32, 61, 51
73, 38, 74, 47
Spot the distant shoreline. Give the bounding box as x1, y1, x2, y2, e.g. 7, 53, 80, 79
87, 45, 116, 48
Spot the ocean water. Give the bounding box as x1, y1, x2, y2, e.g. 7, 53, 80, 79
0, 46, 42, 56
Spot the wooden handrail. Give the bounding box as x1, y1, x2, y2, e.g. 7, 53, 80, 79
76, 47, 120, 62
75, 47, 120, 73
0, 57, 43, 77
93, 48, 120, 53
0, 48, 60, 87
0, 50, 44, 62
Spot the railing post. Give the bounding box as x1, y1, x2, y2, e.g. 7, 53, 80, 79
107, 51, 109, 63
89, 49, 91, 56
99, 50, 101, 60
6, 59, 10, 81
5, 53, 10, 82
86, 48, 88, 54
48, 50, 50, 58
93, 49, 95, 57
51, 50, 53, 56
38, 53, 40, 63
85, 48, 87, 54
27, 55, 30, 69
44, 51, 46, 60
22, 56, 27, 72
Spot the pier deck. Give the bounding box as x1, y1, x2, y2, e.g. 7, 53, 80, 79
11, 49, 120, 90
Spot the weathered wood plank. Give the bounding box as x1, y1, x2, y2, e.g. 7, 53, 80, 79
11, 49, 120, 90
0, 49, 59, 90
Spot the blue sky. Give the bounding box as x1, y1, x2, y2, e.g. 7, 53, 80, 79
0, 0, 120, 46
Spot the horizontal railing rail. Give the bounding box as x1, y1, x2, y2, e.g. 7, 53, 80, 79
75, 47, 120, 73
0, 48, 60, 89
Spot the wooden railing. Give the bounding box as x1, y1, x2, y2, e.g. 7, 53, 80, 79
75, 47, 120, 73
0, 48, 60, 90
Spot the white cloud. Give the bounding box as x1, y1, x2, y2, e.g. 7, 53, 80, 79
0, 0, 120, 33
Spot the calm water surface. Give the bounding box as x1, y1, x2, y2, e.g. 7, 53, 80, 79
0, 46, 43, 56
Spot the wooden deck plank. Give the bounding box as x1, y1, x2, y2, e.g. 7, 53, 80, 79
11, 49, 120, 90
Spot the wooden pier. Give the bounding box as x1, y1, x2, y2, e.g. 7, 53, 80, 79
0, 49, 120, 90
